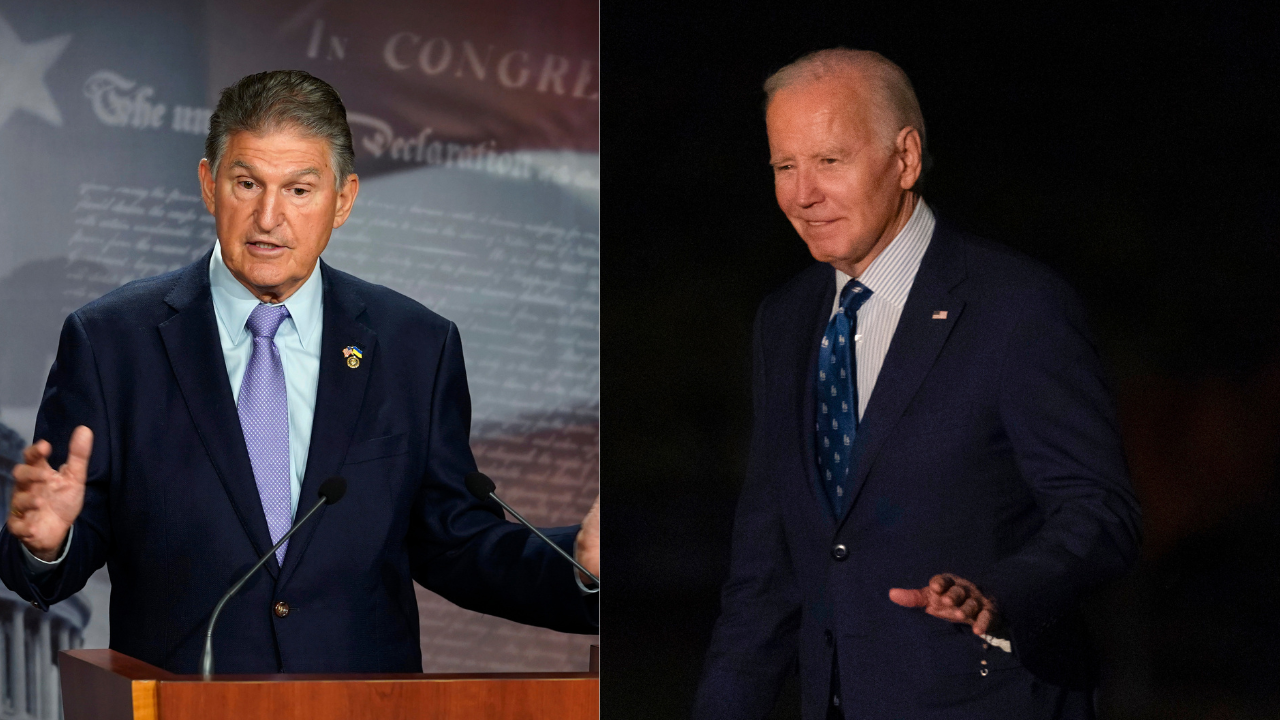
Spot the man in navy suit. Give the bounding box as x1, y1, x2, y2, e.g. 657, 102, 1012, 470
0, 70, 599, 674
693, 49, 1140, 719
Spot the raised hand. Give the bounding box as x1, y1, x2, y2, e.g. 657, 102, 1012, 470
575, 494, 599, 581
889, 573, 1001, 636
7, 426, 92, 561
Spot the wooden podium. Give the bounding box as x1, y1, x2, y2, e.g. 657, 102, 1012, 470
59, 649, 599, 720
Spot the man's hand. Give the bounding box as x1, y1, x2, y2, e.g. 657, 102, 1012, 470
575, 494, 599, 582
7, 426, 92, 561
889, 573, 1000, 636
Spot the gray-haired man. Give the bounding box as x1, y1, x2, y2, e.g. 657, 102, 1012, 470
0, 70, 599, 673
694, 49, 1139, 719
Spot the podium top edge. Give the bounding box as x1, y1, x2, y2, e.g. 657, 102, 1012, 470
162, 672, 600, 683
61, 650, 600, 682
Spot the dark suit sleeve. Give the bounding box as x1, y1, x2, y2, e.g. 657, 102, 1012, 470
406, 322, 597, 633
693, 308, 803, 719
0, 312, 112, 608
979, 281, 1141, 686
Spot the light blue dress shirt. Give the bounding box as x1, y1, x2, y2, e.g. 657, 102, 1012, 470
209, 239, 324, 518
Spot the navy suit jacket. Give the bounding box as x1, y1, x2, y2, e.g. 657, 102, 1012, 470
694, 221, 1141, 719
0, 250, 597, 674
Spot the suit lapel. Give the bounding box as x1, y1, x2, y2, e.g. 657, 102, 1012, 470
158, 251, 279, 576
838, 224, 967, 527
278, 262, 377, 586
795, 269, 839, 527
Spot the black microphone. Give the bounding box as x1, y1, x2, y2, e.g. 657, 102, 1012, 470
464, 471, 599, 590
200, 476, 347, 678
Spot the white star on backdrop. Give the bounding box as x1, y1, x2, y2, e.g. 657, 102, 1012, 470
0, 12, 71, 130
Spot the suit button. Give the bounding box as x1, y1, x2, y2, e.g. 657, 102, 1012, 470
273, 601, 290, 618
824, 630, 833, 647
831, 544, 848, 561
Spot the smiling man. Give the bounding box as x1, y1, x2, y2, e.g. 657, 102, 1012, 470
693, 49, 1140, 719
0, 70, 599, 674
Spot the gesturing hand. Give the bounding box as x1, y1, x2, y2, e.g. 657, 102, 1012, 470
575, 494, 599, 581
7, 426, 92, 561
889, 573, 1001, 636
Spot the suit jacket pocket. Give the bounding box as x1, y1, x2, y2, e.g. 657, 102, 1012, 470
343, 433, 409, 465
911, 626, 1023, 707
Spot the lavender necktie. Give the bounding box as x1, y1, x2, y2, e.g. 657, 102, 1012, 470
238, 303, 293, 566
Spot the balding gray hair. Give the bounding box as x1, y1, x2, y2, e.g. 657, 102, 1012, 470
764, 48, 927, 158
205, 70, 355, 189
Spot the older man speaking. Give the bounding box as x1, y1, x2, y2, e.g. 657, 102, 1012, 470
0, 70, 599, 674
693, 49, 1139, 719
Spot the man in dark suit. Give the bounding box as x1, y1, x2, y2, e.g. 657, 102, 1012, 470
0, 70, 599, 674
693, 49, 1140, 719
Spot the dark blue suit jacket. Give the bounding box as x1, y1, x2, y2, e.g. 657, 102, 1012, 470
694, 221, 1141, 719
0, 250, 597, 673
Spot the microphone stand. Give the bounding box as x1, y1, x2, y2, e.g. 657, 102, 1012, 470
200, 494, 330, 678
485, 492, 600, 589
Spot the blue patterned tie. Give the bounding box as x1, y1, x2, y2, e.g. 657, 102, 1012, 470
239, 303, 293, 566
816, 280, 872, 518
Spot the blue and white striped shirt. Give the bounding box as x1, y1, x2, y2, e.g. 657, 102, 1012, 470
833, 199, 935, 420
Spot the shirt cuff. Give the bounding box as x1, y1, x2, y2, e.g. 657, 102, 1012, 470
572, 547, 599, 595
575, 569, 600, 595
21, 526, 73, 575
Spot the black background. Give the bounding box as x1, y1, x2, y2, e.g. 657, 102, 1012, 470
603, 3, 1280, 718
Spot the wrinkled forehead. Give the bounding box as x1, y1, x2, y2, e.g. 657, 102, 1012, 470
768, 75, 879, 129
219, 127, 335, 175
766, 77, 883, 152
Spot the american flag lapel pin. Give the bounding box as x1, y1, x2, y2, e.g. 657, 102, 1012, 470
343, 345, 364, 368
931, 310, 948, 320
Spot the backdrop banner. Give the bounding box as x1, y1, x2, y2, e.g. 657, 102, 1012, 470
0, 0, 599, 687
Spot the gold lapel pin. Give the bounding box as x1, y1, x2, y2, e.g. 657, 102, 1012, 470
342, 345, 364, 368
